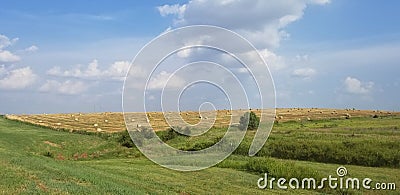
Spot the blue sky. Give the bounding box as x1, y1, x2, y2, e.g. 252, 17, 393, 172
0, 0, 399, 114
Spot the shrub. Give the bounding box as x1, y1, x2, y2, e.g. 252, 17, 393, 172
238, 111, 259, 131
158, 128, 179, 142
117, 130, 135, 148
187, 141, 215, 151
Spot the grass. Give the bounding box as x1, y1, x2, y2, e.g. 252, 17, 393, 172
0, 116, 310, 194
1, 115, 400, 194
163, 116, 400, 168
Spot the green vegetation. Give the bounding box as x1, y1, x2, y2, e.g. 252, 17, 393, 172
164, 116, 400, 168
0, 115, 400, 194
239, 111, 260, 131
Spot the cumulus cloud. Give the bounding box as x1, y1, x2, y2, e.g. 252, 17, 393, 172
158, 0, 330, 49
156, 0, 330, 80
258, 49, 286, 70
0, 35, 20, 63
104, 61, 131, 79
0, 34, 20, 63
233, 48, 286, 72
147, 71, 186, 90
0, 67, 37, 89
291, 68, 317, 79
344, 77, 374, 95
47, 59, 131, 81
39, 80, 88, 95
0, 50, 21, 62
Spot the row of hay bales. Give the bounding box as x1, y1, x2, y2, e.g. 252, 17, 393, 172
5, 108, 398, 133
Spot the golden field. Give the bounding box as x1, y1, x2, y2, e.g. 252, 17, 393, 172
5, 108, 398, 132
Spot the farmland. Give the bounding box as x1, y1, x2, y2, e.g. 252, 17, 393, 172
1, 110, 400, 194
5, 108, 397, 132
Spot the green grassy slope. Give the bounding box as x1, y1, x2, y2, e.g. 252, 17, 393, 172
0, 116, 399, 194
0, 117, 306, 194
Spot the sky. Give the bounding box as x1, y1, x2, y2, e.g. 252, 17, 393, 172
0, 0, 399, 114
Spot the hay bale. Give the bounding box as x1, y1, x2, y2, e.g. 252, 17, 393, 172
345, 113, 351, 119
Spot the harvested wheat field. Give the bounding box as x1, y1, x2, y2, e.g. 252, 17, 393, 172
5, 108, 398, 133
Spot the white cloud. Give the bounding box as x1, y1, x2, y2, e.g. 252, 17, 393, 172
0, 50, 21, 62
24, 45, 39, 52
295, 54, 309, 61
235, 67, 249, 74
0, 67, 37, 89
0, 35, 20, 63
240, 49, 286, 71
309, 0, 331, 4
104, 61, 131, 80
0, 34, 18, 50
39, 80, 88, 95
147, 71, 185, 90
157, 4, 186, 18
156, 0, 330, 81
158, 0, 330, 49
258, 49, 286, 70
47, 59, 100, 78
344, 77, 374, 95
47, 59, 131, 81
292, 68, 317, 79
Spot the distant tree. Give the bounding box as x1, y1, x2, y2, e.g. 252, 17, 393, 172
238, 111, 259, 131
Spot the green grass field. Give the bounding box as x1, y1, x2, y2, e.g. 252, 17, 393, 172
0, 115, 399, 194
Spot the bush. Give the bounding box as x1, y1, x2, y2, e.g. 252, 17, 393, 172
117, 130, 135, 148
158, 128, 179, 142
238, 111, 259, 131
186, 141, 216, 151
